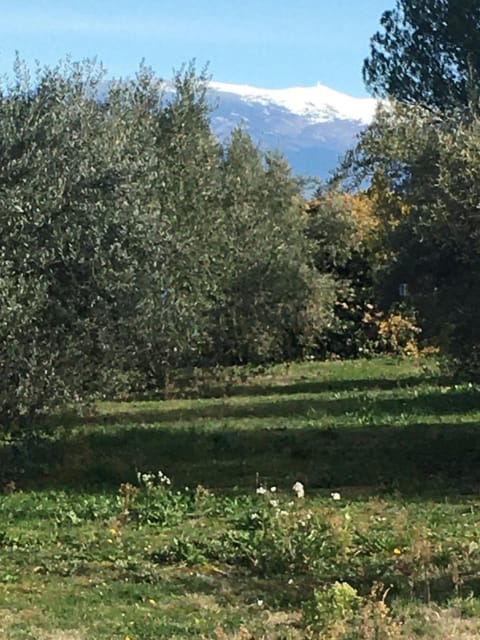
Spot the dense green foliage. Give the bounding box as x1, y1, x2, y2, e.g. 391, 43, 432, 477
0, 59, 336, 430
306, 192, 379, 358
363, 0, 480, 112
208, 131, 323, 366
343, 105, 480, 373
306, 190, 420, 359
340, 1, 480, 375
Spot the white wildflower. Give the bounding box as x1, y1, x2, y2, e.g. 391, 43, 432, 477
292, 481, 305, 498
256, 486, 267, 495
270, 486, 277, 493
157, 470, 171, 485
140, 472, 155, 489
331, 492, 341, 501
257, 599, 264, 607
269, 499, 279, 508
137, 470, 171, 489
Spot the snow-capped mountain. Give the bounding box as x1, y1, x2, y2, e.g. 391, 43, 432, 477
208, 81, 379, 180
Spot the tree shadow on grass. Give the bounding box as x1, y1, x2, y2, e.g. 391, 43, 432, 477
71, 385, 480, 427
5, 417, 480, 495
132, 374, 448, 402
231, 374, 446, 397
2, 366, 479, 495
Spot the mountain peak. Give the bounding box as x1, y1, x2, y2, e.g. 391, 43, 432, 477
209, 80, 378, 125
208, 80, 378, 179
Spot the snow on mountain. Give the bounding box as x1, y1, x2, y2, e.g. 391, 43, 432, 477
208, 81, 379, 180
209, 81, 377, 125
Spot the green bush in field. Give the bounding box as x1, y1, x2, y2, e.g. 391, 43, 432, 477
303, 582, 403, 639
302, 581, 362, 638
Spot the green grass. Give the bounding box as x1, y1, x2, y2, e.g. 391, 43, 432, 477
1, 356, 480, 639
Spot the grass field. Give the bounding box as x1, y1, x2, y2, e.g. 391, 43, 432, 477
2, 356, 480, 638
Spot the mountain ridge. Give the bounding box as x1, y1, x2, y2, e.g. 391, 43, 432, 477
207, 81, 379, 179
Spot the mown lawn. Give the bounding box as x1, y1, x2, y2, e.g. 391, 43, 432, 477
2, 356, 480, 639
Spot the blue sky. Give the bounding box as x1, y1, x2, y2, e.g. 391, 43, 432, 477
0, 0, 394, 96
